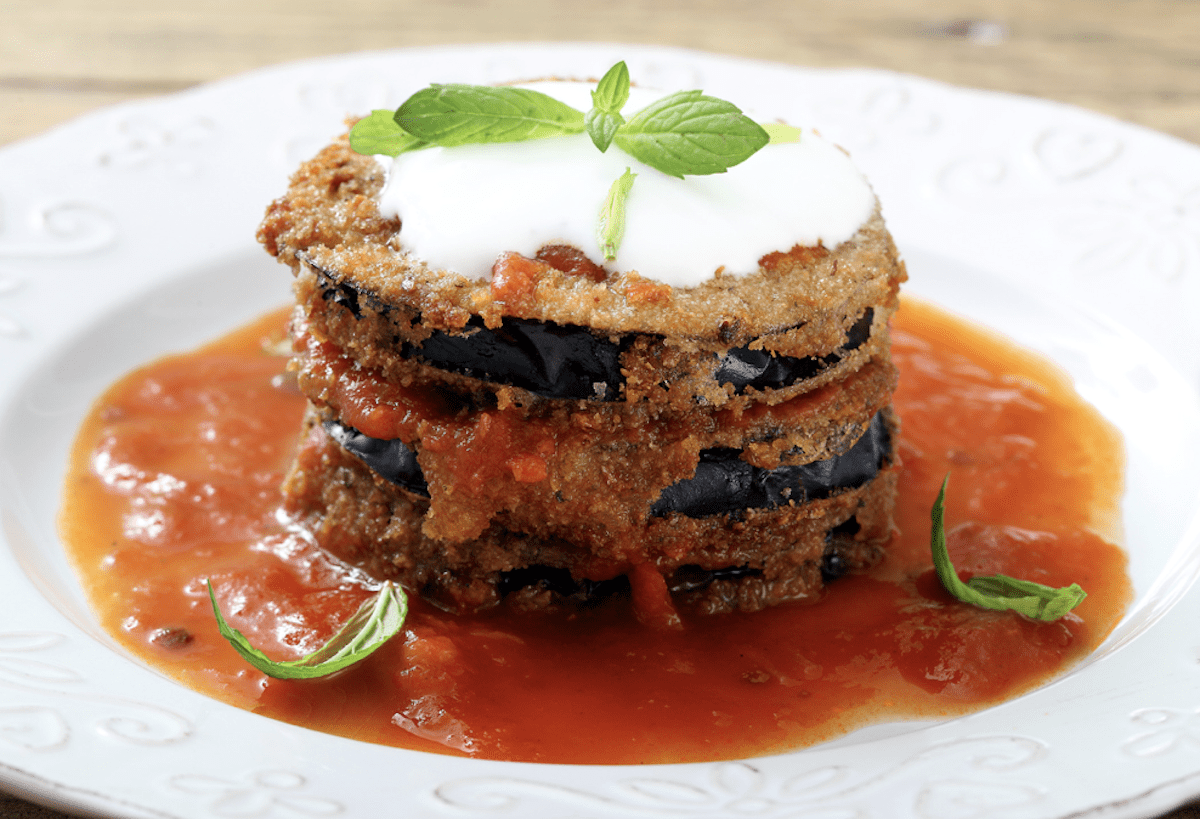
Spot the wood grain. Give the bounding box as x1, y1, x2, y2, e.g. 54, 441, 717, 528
3, 0, 1198, 146
2, 2, 1199, 817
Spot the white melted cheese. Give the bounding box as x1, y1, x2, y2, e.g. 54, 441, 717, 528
376, 82, 875, 288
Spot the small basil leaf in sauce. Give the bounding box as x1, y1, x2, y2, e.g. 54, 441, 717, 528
598, 167, 637, 260
585, 60, 630, 152
348, 110, 428, 157
394, 84, 586, 145
613, 90, 770, 178
207, 580, 408, 679
930, 476, 1087, 622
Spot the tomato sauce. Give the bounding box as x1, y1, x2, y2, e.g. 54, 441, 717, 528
59, 297, 1129, 764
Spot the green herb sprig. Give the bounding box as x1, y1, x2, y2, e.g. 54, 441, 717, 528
350, 61, 770, 179
585, 60, 630, 152
930, 476, 1086, 622
208, 580, 408, 680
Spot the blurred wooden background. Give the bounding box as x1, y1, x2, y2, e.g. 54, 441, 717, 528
3, 0, 1200, 817
4, 0, 1199, 148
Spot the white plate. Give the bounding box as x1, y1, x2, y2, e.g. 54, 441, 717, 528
2, 43, 1200, 819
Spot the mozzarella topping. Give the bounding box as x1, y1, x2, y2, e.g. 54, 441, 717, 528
376, 82, 875, 288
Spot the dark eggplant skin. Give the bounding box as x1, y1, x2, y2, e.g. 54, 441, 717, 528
313, 264, 873, 401
405, 316, 632, 401
323, 410, 889, 520
647, 411, 890, 518
322, 414, 888, 602
323, 421, 429, 498
713, 309, 873, 393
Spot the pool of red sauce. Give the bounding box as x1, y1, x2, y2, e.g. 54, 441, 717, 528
60, 297, 1129, 764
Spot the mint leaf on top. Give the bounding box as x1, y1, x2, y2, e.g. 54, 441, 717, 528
613, 90, 770, 178
930, 476, 1086, 622
355, 63, 779, 179
585, 60, 631, 152
598, 168, 636, 260
348, 110, 428, 157
208, 580, 408, 680
394, 84, 586, 146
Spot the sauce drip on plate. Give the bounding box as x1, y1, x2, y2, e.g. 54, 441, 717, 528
59, 297, 1129, 764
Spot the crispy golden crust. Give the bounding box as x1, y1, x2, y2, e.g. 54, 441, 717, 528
283, 410, 898, 614
293, 259, 895, 410
290, 317, 897, 544
257, 139, 907, 346
292, 326, 896, 463
264, 133, 905, 616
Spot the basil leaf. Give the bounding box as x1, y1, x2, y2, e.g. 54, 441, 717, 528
613, 90, 770, 178
348, 110, 428, 156
930, 476, 1086, 622
762, 122, 802, 144
598, 167, 637, 260
586, 61, 630, 152
394, 84, 585, 146
208, 580, 408, 679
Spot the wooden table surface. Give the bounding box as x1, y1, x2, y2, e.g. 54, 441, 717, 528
3, 1, 1199, 817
